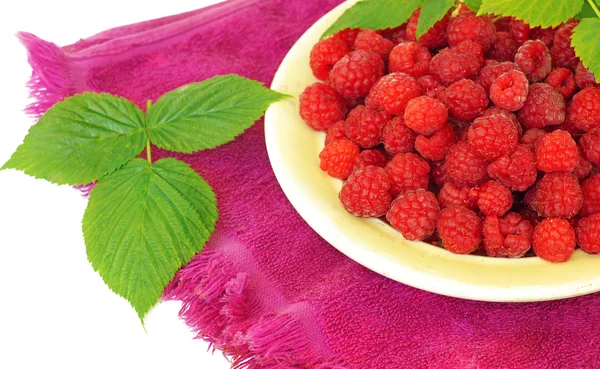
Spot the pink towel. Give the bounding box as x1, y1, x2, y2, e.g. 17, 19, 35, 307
19, 1, 600, 368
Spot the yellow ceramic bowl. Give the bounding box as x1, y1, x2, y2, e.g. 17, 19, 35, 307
264, 0, 600, 302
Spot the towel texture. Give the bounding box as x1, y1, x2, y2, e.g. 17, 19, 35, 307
20, 1, 600, 368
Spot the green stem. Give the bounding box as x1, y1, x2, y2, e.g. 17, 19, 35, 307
145, 99, 153, 164
588, 0, 600, 18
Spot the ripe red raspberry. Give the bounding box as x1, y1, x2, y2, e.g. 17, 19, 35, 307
381, 116, 417, 156
330, 50, 384, 99
437, 205, 482, 254
467, 114, 519, 161
453, 40, 485, 67
533, 218, 576, 262
476, 61, 518, 91
325, 120, 346, 145
577, 214, 600, 254
472, 180, 513, 216
365, 72, 422, 115
429, 48, 481, 86
415, 124, 457, 161
386, 190, 440, 241
345, 105, 391, 148
406, 8, 449, 49
494, 17, 512, 32
390, 25, 409, 44
299, 82, 347, 131
485, 32, 518, 62
388, 42, 432, 78
339, 166, 391, 217
580, 174, 600, 217
404, 96, 448, 136
566, 88, 600, 132
535, 130, 579, 172
509, 18, 530, 44
574, 152, 593, 181
483, 213, 533, 258
520, 128, 546, 148
354, 149, 389, 170
385, 152, 430, 197
417, 75, 443, 93
514, 40, 552, 82
481, 107, 522, 137
447, 15, 496, 51
488, 144, 537, 191
518, 83, 565, 129
544, 67, 576, 99
550, 20, 580, 69
309, 37, 350, 80
432, 161, 448, 187
530, 26, 555, 48
438, 182, 476, 210
489, 70, 529, 111
531, 172, 583, 218
575, 62, 600, 89
333, 28, 360, 49
319, 138, 360, 179
354, 29, 394, 61
580, 127, 600, 165
439, 79, 488, 121
445, 141, 489, 187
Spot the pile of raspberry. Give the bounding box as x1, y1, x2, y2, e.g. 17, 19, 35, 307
299, 6, 600, 263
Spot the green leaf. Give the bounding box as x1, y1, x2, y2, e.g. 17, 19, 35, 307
572, 18, 600, 83
2, 93, 146, 185
478, 0, 584, 28
145, 74, 287, 154
576, 0, 600, 19
416, 0, 454, 38
321, 0, 422, 39
82, 158, 217, 320
464, 0, 483, 13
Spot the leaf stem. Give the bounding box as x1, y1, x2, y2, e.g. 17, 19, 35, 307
145, 99, 153, 164
588, 0, 600, 18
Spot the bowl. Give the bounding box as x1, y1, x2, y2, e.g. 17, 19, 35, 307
264, 0, 600, 302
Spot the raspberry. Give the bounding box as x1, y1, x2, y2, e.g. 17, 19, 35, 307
520, 128, 546, 148
580, 127, 600, 165
533, 218, 576, 263
445, 141, 489, 187
391, 25, 409, 44
429, 48, 481, 86
365, 73, 422, 115
494, 17, 512, 32
514, 40, 552, 82
467, 114, 519, 161
299, 82, 347, 131
386, 190, 440, 241
489, 70, 529, 111
415, 124, 457, 161
566, 88, 600, 132
577, 214, 600, 253
339, 166, 391, 217
530, 26, 555, 48
550, 20, 579, 69
432, 161, 448, 187
518, 83, 565, 129
438, 182, 476, 210
385, 153, 430, 197
354, 29, 394, 61
509, 18, 530, 44
437, 205, 482, 254
481, 107, 522, 137
319, 138, 360, 179
544, 67, 576, 99
531, 172, 583, 218
439, 79, 488, 121
477, 61, 517, 91
388, 42, 432, 78
447, 15, 496, 51
406, 8, 449, 49
535, 130, 579, 172
417, 75, 443, 93
574, 152, 593, 181
473, 180, 513, 216
345, 105, 391, 149
381, 116, 417, 156
485, 32, 518, 62
330, 50, 384, 99
333, 28, 360, 49
575, 62, 600, 89
488, 144, 537, 191
309, 37, 350, 80
483, 213, 533, 258
453, 40, 485, 67
325, 120, 346, 145
580, 174, 600, 216
354, 149, 388, 170
404, 96, 448, 136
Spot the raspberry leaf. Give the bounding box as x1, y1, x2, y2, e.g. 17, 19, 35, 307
464, 0, 483, 13
321, 0, 422, 39
572, 18, 600, 83
146, 74, 287, 153
416, 0, 454, 38
575, 0, 600, 19
82, 158, 217, 320
478, 0, 585, 28
2, 93, 146, 185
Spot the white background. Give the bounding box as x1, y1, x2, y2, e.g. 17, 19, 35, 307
0, 1, 231, 368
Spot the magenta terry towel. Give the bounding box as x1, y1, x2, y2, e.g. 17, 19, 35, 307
19, 1, 600, 368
